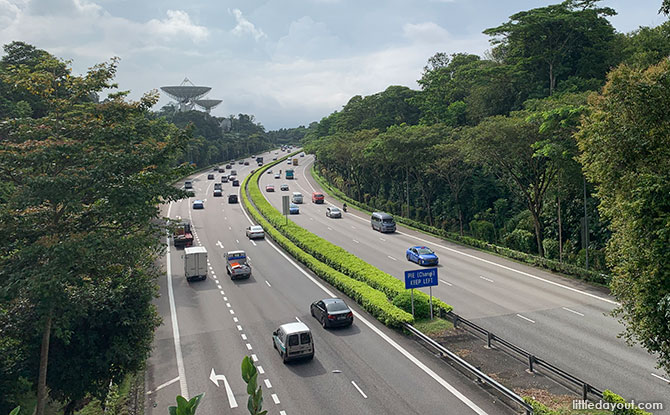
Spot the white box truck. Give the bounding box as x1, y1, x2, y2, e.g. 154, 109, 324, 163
184, 246, 208, 281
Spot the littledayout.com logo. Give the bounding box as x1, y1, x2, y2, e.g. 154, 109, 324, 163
573, 400, 663, 411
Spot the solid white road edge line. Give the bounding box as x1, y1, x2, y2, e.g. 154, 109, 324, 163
651, 373, 670, 383
166, 203, 189, 399
146, 376, 180, 395
351, 381, 368, 399
239, 196, 489, 414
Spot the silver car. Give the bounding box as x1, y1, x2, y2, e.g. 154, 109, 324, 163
326, 206, 342, 218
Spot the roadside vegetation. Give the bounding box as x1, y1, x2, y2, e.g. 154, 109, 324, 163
303, 0, 670, 375
0, 42, 191, 415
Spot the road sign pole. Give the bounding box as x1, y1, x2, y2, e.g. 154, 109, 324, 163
410, 289, 414, 318
429, 286, 433, 320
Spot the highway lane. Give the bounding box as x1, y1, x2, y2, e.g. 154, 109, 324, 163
146, 150, 511, 415
258, 155, 669, 410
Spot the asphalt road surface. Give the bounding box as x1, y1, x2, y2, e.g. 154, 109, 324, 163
256, 154, 669, 413
145, 150, 513, 415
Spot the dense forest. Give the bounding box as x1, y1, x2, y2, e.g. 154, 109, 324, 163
304, 0, 670, 373
304, 1, 670, 269
154, 107, 307, 168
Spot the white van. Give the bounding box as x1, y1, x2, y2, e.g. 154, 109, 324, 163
292, 192, 303, 204
272, 322, 314, 363
184, 246, 207, 281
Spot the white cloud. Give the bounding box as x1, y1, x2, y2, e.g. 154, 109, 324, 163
230, 8, 266, 41
402, 21, 452, 45
274, 16, 341, 59
146, 10, 209, 43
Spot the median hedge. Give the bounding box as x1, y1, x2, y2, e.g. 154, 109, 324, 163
311, 165, 610, 286
243, 156, 452, 321
241, 157, 413, 327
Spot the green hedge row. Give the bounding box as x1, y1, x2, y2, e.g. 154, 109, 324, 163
603, 390, 652, 415
241, 158, 414, 327
311, 166, 610, 285
245, 163, 452, 318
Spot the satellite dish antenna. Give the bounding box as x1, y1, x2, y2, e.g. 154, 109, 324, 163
160, 78, 213, 112
194, 99, 223, 113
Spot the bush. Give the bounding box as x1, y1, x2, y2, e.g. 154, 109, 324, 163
522, 397, 556, 415
602, 390, 651, 415
392, 291, 431, 319
542, 239, 560, 260
503, 228, 536, 253
469, 220, 495, 243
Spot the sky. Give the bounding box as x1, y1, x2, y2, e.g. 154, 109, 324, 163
0, 0, 666, 130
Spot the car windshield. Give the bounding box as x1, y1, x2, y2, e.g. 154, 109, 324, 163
330, 208, 340, 213
251, 226, 262, 231
326, 301, 349, 312
417, 247, 434, 255
382, 218, 394, 223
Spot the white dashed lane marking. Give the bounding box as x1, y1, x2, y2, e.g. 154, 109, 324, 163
271, 394, 280, 404
516, 314, 535, 324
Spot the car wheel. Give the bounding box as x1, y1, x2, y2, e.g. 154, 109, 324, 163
282, 351, 288, 364
310, 308, 314, 317
273, 340, 277, 350
321, 316, 328, 329
406, 254, 410, 261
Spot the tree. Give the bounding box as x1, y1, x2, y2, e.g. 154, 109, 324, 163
0, 43, 190, 414
465, 113, 563, 256
427, 134, 472, 235
661, 0, 670, 15
484, 0, 617, 95
576, 60, 670, 375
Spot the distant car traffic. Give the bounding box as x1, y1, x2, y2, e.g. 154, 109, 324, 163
192, 200, 204, 209
310, 298, 353, 328
238, 161, 244, 164
326, 207, 341, 218
226, 164, 232, 169
221, 176, 228, 183
274, 173, 280, 179
406, 246, 439, 266
300, 153, 305, 157
232, 180, 240, 186
272, 157, 277, 161
244, 161, 249, 165
228, 194, 238, 203
312, 192, 324, 204
266, 185, 275, 192
184, 181, 193, 189
280, 183, 289, 191
289, 203, 299, 214
246, 225, 265, 239
267, 169, 273, 174
207, 174, 214, 180
213, 189, 222, 197
214, 183, 222, 190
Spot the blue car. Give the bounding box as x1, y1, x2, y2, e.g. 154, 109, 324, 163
406, 246, 438, 266
192, 200, 204, 209
289, 203, 300, 214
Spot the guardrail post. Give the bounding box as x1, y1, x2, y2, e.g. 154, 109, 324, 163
527, 355, 535, 373
453, 314, 459, 328
486, 332, 493, 349
582, 383, 589, 400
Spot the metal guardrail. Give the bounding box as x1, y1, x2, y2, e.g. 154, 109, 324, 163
443, 310, 603, 400
404, 323, 534, 415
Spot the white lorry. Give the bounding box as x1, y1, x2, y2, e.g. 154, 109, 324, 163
184, 246, 208, 281
226, 250, 251, 280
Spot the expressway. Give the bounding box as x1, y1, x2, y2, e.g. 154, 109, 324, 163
256, 154, 669, 411
144, 150, 510, 415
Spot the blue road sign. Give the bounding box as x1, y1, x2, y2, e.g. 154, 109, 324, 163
404, 268, 438, 289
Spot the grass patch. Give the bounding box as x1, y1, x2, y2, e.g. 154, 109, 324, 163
411, 317, 453, 337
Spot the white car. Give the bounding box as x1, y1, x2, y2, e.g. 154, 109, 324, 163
246, 225, 265, 239
274, 173, 280, 179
